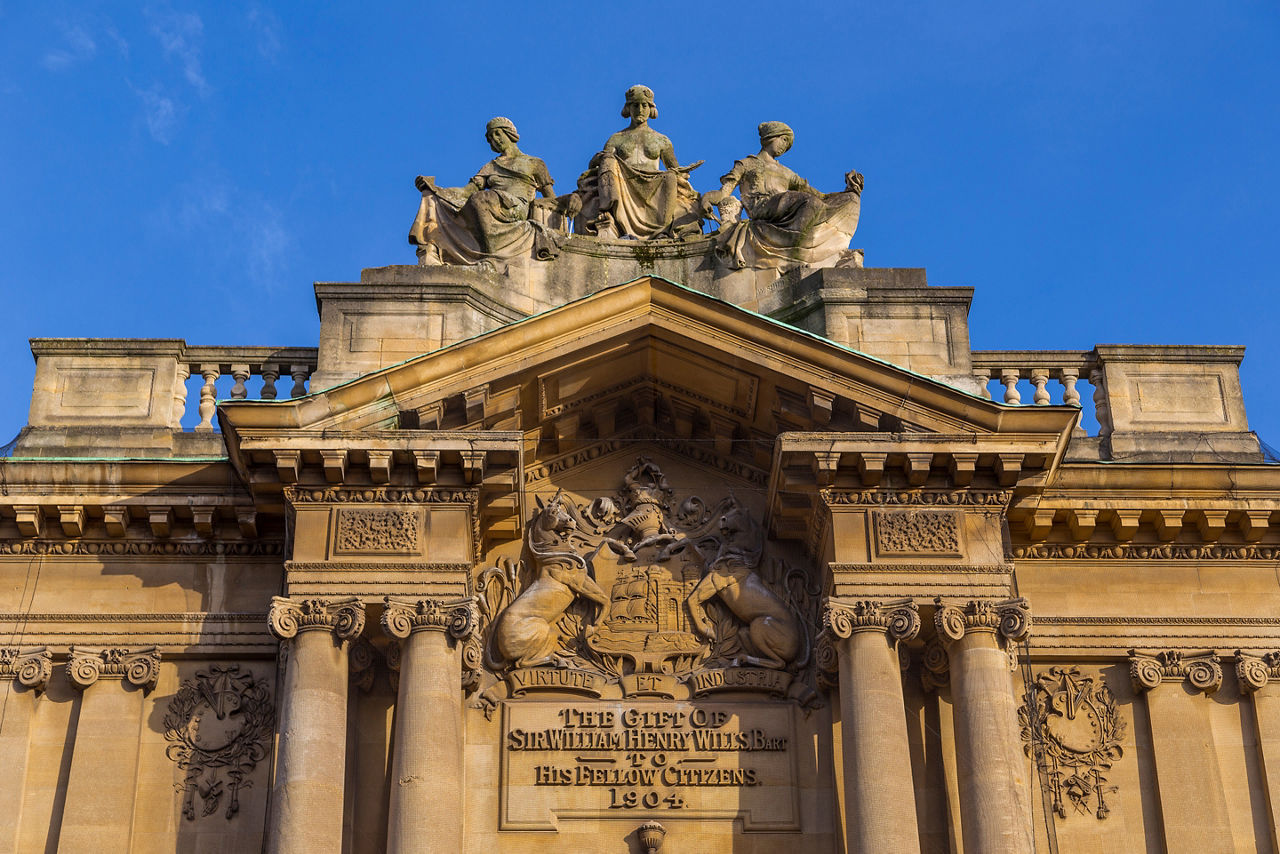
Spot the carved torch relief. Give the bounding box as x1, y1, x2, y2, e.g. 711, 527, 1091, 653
472, 459, 820, 831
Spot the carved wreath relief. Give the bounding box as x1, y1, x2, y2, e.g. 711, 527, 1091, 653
473, 458, 821, 712
1019, 666, 1125, 820
163, 664, 274, 821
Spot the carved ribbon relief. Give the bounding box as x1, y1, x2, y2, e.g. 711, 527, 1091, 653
472, 458, 821, 712
163, 664, 274, 821
1019, 666, 1125, 821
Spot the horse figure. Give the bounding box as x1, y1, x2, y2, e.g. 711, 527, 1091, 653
684, 501, 803, 669
493, 491, 611, 668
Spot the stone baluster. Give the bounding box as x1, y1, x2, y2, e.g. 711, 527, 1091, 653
1060, 368, 1081, 407
1000, 370, 1021, 404
171, 363, 191, 428
261, 363, 280, 400
290, 364, 310, 398
230, 363, 251, 399
824, 599, 922, 854
0, 648, 52, 854
381, 596, 477, 854
1030, 370, 1050, 405
1235, 652, 1280, 846
933, 598, 1033, 854
195, 364, 220, 432
267, 597, 366, 854
58, 646, 160, 853
1130, 650, 1229, 852
972, 369, 993, 400
1090, 367, 1112, 438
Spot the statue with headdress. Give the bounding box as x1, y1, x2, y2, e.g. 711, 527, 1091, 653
409, 116, 574, 268
702, 121, 864, 270
572, 85, 705, 240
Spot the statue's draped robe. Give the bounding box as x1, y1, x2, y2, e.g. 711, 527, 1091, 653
410, 154, 563, 265
715, 154, 861, 269
574, 129, 702, 239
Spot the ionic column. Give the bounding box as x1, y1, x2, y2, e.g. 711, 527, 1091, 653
266, 596, 366, 854
934, 598, 1034, 854
1130, 650, 1229, 852
0, 648, 52, 854
824, 598, 922, 854
58, 646, 160, 853
381, 596, 476, 854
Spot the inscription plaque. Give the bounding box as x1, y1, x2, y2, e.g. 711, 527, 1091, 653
500, 700, 799, 831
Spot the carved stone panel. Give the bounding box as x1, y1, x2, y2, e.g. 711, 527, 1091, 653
163, 664, 274, 821
332, 507, 422, 555
873, 510, 961, 556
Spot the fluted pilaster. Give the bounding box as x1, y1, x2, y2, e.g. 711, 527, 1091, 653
382, 596, 476, 854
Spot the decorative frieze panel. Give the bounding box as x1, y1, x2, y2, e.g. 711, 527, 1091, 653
333, 507, 422, 554
0, 646, 53, 691
873, 511, 961, 556
1019, 666, 1125, 820
1128, 650, 1223, 694
821, 489, 1012, 507
163, 664, 274, 821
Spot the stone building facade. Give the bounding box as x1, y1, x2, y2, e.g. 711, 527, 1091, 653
3, 107, 1278, 853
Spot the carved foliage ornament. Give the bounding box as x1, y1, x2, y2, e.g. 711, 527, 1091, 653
874, 511, 961, 556
1019, 666, 1125, 821
163, 664, 274, 821
0, 646, 53, 691
824, 598, 921, 642
267, 596, 365, 642
1128, 650, 1223, 694
333, 508, 421, 554
67, 645, 160, 691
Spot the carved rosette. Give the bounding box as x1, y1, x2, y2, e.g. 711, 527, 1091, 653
267, 596, 366, 642
1020, 666, 1125, 821
824, 598, 921, 643
1128, 650, 1223, 695
933, 597, 1032, 648
67, 645, 161, 691
1235, 651, 1280, 693
0, 646, 53, 691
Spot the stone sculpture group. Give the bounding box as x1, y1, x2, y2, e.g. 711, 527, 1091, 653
409, 85, 864, 272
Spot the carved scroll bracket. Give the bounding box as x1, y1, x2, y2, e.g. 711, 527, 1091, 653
67, 645, 160, 691
1128, 649, 1223, 695
0, 646, 53, 692
934, 597, 1032, 649
267, 596, 366, 643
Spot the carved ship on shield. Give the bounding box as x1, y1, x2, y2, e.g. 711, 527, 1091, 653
586, 555, 706, 673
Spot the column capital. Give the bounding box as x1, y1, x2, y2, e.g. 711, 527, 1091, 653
0, 646, 53, 691
67, 645, 160, 691
934, 597, 1031, 646
381, 595, 477, 641
1235, 650, 1280, 693
824, 598, 921, 642
268, 596, 366, 641
1128, 649, 1223, 695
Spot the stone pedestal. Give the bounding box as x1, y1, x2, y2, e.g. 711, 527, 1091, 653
381, 596, 476, 854
825, 599, 922, 854
57, 646, 160, 854
935, 599, 1034, 854
266, 597, 365, 854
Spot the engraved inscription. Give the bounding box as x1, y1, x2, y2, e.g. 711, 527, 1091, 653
500, 701, 798, 831
333, 508, 421, 554
874, 510, 961, 556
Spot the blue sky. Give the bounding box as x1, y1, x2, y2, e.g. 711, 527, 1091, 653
2, 2, 1278, 448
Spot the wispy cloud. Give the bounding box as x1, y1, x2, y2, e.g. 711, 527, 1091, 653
148, 8, 209, 94
133, 83, 180, 144
42, 25, 97, 71
247, 6, 282, 60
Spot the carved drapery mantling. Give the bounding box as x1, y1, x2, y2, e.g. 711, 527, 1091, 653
934, 597, 1032, 648
1128, 650, 1223, 694
67, 645, 160, 691
1235, 650, 1280, 692
267, 596, 365, 644
0, 646, 53, 691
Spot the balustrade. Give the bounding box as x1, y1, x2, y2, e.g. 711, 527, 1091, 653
970, 350, 1109, 436
177, 347, 318, 430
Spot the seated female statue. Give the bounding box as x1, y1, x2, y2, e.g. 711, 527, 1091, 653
573, 85, 705, 240
409, 116, 570, 268
702, 121, 864, 270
